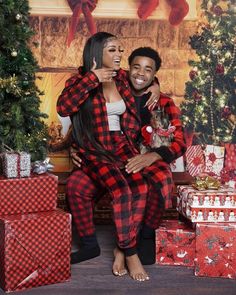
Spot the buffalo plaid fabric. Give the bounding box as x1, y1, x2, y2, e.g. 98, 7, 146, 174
68, 132, 147, 250
0, 210, 71, 293
0, 173, 58, 215
57, 68, 140, 163
142, 160, 173, 229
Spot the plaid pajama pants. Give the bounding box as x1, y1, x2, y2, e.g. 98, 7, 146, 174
68, 132, 147, 251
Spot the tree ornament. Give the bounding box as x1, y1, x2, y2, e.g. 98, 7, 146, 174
16, 13, 22, 21
229, 114, 236, 124
225, 51, 231, 58
0, 75, 21, 96
193, 90, 202, 102
221, 106, 231, 119
189, 70, 198, 80
214, 88, 221, 95
212, 5, 223, 16
215, 64, 224, 74
11, 50, 17, 57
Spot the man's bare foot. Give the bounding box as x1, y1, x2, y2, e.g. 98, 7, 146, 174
126, 254, 150, 281
112, 248, 127, 276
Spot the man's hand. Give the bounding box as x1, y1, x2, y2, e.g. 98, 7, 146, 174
70, 146, 82, 168
144, 83, 160, 110
125, 152, 162, 173
91, 59, 117, 83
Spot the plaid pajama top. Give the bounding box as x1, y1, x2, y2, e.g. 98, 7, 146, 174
57, 68, 140, 162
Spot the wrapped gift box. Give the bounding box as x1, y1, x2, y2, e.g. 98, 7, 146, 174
156, 219, 195, 266
204, 145, 225, 176
185, 145, 205, 177
195, 223, 236, 279
0, 209, 71, 292
170, 156, 185, 172
177, 185, 236, 222
224, 143, 236, 172
2, 152, 31, 178
0, 173, 58, 215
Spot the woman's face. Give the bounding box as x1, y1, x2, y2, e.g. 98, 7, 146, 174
102, 38, 124, 70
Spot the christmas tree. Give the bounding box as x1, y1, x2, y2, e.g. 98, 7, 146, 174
0, 0, 48, 161
181, 0, 235, 145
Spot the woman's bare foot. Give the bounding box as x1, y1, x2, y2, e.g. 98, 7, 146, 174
112, 248, 127, 276
126, 254, 150, 281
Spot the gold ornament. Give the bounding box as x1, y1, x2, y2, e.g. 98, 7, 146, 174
229, 114, 236, 124
16, 14, 22, 20
225, 51, 231, 58
11, 50, 17, 57
0, 75, 21, 96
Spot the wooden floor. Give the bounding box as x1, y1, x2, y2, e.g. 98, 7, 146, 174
1, 225, 236, 295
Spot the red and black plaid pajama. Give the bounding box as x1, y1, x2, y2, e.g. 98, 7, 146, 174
142, 161, 173, 229
68, 132, 147, 252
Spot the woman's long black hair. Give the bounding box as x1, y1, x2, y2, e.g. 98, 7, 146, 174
72, 32, 117, 161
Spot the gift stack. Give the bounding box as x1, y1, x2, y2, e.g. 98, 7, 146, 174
156, 144, 236, 280
0, 151, 72, 292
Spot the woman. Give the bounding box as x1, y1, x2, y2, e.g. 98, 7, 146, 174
57, 32, 149, 281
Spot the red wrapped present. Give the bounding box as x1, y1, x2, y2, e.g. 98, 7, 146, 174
204, 145, 225, 176
185, 145, 205, 176
177, 185, 236, 223
195, 223, 236, 279
224, 143, 236, 172
0, 209, 71, 292
0, 173, 58, 215
156, 219, 195, 267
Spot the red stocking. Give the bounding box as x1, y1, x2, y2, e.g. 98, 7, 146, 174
137, 0, 160, 20
166, 0, 189, 26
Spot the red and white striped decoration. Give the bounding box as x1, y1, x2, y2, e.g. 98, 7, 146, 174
185, 145, 205, 176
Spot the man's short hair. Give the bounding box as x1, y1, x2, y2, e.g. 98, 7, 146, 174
128, 47, 162, 72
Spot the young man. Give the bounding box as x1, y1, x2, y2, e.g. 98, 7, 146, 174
67, 47, 186, 272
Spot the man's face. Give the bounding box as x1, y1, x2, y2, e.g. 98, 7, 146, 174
129, 56, 156, 95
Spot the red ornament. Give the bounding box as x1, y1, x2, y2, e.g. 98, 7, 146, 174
221, 106, 232, 119
212, 5, 223, 16
216, 64, 225, 75
189, 70, 198, 80
67, 0, 98, 47
193, 90, 202, 102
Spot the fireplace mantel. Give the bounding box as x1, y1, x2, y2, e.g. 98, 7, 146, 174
29, 0, 196, 20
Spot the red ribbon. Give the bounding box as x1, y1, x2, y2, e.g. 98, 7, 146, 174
67, 0, 98, 47
155, 125, 176, 137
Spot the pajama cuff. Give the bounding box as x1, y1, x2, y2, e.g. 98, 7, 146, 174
122, 246, 137, 257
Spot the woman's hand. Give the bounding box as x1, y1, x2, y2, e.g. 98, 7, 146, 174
91, 59, 117, 82
70, 146, 82, 168
125, 152, 162, 173
144, 83, 160, 111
